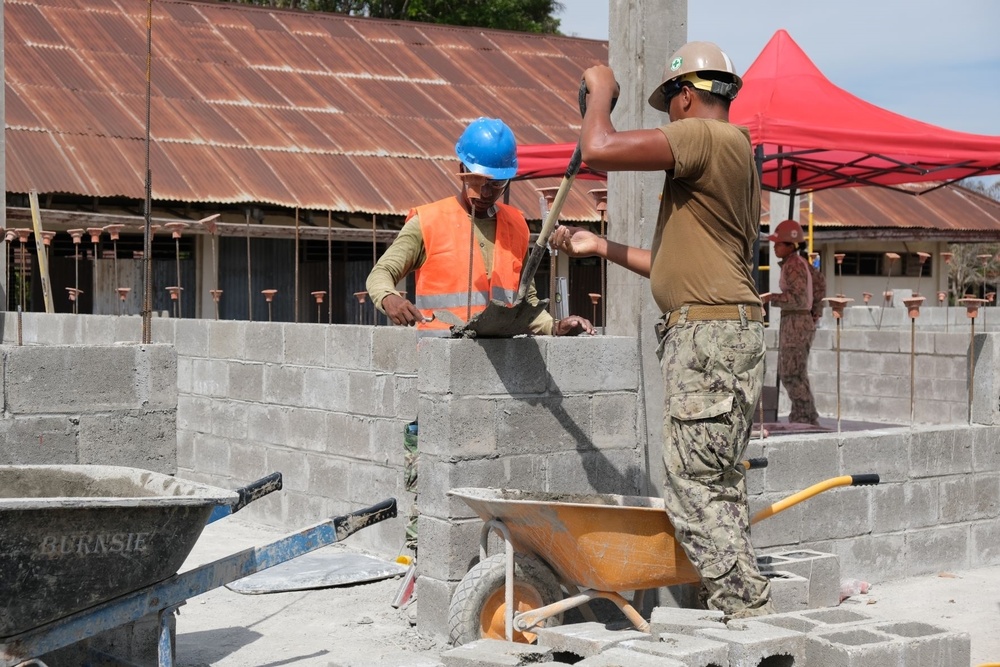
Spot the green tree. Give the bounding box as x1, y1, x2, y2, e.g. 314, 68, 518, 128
224, 0, 565, 34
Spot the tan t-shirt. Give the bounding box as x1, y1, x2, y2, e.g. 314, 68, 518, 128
649, 118, 762, 313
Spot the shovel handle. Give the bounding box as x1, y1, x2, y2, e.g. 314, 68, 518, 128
514, 80, 615, 304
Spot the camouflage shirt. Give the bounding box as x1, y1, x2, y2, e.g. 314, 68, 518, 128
772, 253, 813, 312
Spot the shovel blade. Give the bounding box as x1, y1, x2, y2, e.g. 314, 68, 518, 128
438, 299, 549, 338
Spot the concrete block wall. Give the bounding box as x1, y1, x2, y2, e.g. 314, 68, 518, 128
764, 321, 985, 425
745, 424, 1000, 584
0, 340, 177, 473
3, 312, 418, 556
415, 335, 646, 640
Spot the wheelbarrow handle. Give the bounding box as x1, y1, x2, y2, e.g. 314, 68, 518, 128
751, 473, 880, 525
742, 458, 768, 470
233, 472, 283, 513
851, 473, 880, 486
208, 472, 284, 524
333, 498, 398, 542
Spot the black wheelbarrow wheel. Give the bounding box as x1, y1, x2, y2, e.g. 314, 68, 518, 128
448, 553, 564, 646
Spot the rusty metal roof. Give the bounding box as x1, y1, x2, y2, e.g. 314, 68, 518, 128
4, 0, 608, 221
762, 183, 1000, 239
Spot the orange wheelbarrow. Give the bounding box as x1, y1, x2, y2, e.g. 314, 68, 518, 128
447, 461, 879, 645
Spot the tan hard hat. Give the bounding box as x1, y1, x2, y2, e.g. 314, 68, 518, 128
768, 219, 805, 244
648, 41, 743, 112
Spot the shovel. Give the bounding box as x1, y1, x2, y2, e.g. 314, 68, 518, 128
442, 81, 612, 339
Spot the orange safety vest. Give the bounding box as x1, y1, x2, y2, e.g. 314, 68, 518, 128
413, 196, 529, 332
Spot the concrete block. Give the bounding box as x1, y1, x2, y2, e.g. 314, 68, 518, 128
345, 463, 397, 517
648, 607, 725, 636
301, 367, 350, 412
113, 315, 143, 344
622, 632, 728, 666
574, 646, 686, 666
909, 426, 972, 478
372, 325, 418, 373
5, 345, 144, 413
417, 515, 484, 582
762, 570, 810, 613
904, 525, 970, 576
799, 485, 874, 542
416, 395, 498, 459
419, 455, 548, 520
150, 316, 176, 345
394, 374, 418, 420
805, 625, 904, 666
263, 363, 305, 406
192, 432, 231, 476
440, 639, 552, 667
418, 337, 548, 396
245, 403, 288, 446
544, 448, 644, 496
227, 361, 264, 403
174, 318, 209, 357
176, 355, 193, 395
747, 491, 804, 549
190, 358, 228, 398
78, 410, 176, 474
280, 407, 327, 452
762, 436, 839, 493
229, 440, 272, 486
325, 412, 372, 459
873, 620, 971, 667
839, 430, 910, 483
208, 319, 245, 360
0, 415, 77, 464
590, 392, 639, 449
244, 321, 283, 363
494, 394, 592, 456
972, 520, 1000, 566
371, 417, 408, 468
544, 336, 638, 393
695, 619, 804, 666
758, 552, 841, 609
327, 325, 373, 370
347, 370, 377, 415
139, 345, 178, 409
824, 533, 907, 583
283, 322, 327, 366
416, 574, 457, 643
939, 473, 1000, 523
971, 425, 1000, 472
872, 480, 939, 533
208, 399, 248, 441
533, 622, 649, 658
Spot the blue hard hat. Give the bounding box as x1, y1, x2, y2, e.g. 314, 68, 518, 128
455, 118, 518, 180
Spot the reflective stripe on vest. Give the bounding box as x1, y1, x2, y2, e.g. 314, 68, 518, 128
413, 197, 528, 331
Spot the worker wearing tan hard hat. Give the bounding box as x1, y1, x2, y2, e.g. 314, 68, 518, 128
762, 219, 821, 426
551, 39, 773, 620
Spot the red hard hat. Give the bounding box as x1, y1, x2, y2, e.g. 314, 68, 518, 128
768, 219, 805, 244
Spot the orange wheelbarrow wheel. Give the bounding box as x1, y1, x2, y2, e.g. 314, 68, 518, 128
448, 553, 563, 645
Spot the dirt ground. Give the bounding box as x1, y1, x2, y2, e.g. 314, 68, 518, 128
174, 517, 1000, 667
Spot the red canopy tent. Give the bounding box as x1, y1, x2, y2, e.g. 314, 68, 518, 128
732, 29, 1000, 194
514, 142, 606, 181
516, 30, 1000, 195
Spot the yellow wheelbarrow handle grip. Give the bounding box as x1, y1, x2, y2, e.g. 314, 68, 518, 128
751, 474, 879, 525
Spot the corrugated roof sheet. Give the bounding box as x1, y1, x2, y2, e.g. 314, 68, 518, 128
5, 0, 609, 221
762, 182, 1000, 235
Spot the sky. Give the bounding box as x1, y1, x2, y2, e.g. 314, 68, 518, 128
555, 0, 1000, 137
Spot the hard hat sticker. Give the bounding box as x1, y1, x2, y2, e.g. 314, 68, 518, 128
670, 57, 683, 71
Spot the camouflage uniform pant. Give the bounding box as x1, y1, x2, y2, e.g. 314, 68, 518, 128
657, 308, 774, 618
778, 313, 819, 425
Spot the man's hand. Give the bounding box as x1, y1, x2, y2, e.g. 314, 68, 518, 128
550, 224, 602, 258
759, 292, 774, 304
382, 293, 427, 326
583, 65, 620, 102
554, 315, 595, 337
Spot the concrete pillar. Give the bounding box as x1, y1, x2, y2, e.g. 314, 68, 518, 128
603, 0, 687, 520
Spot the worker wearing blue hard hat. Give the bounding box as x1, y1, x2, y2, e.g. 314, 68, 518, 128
367, 117, 593, 337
